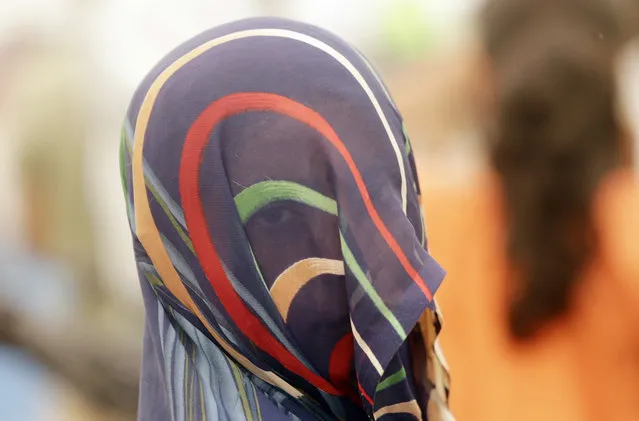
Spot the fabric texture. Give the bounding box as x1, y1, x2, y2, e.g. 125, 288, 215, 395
121, 17, 449, 421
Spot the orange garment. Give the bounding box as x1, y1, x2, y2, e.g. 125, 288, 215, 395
423, 170, 639, 421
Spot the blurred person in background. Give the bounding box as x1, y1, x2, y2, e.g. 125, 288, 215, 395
0, 27, 141, 421
424, 0, 639, 420
121, 17, 452, 421
6, 33, 104, 311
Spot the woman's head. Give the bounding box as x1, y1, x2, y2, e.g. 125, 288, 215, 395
122, 18, 446, 419
480, 0, 630, 340
123, 19, 426, 296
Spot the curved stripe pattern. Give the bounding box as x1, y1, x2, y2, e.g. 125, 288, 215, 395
205, 93, 430, 300
131, 44, 307, 402
132, 27, 414, 397
235, 180, 338, 224
127, 18, 449, 421
233, 180, 409, 338
180, 93, 342, 395
269, 258, 345, 321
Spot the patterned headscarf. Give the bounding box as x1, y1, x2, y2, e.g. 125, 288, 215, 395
120, 17, 449, 421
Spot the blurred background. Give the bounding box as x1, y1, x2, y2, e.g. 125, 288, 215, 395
0, 0, 638, 420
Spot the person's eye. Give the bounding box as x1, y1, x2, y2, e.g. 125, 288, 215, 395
255, 204, 294, 227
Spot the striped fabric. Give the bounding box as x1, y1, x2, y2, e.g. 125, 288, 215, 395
120, 17, 450, 421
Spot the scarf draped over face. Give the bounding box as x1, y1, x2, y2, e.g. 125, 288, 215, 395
120, 17, 449, 421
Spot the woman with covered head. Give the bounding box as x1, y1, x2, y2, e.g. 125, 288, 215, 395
120, 18, 450, 421
425, 0, 639, 420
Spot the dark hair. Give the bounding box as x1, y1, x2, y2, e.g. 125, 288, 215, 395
480, 0, 628, 340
